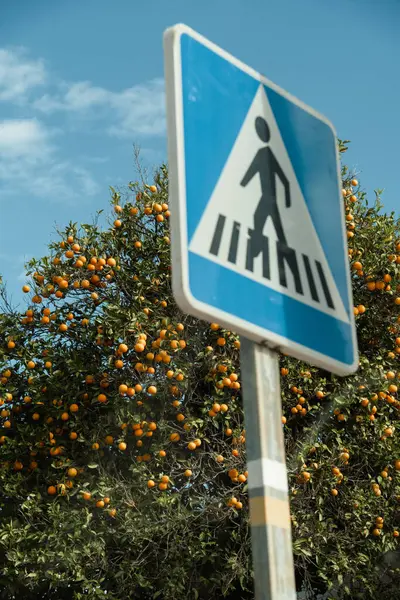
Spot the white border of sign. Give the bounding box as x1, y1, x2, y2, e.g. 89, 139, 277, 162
163, 23, 358, 376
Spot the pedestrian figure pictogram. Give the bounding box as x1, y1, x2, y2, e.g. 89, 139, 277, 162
238, 115, 304, 297
241, 116, 290, 246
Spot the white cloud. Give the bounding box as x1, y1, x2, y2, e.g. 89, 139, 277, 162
34, 77, 166, 137
0, 47, 165, 138
0, 48, 46, 102
0, 46, 164, 202
109, 79, 166, 137
34, 80, 109, 113
25, 161, 101, 199
0, 118, 100, 201
0, 118, 52, 159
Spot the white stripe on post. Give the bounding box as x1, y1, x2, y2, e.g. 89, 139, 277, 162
247, 458, 289, 493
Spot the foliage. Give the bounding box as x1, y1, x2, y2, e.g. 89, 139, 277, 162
0, 147, 399, 599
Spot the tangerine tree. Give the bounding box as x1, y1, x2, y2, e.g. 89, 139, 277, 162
0, 144, 399, 600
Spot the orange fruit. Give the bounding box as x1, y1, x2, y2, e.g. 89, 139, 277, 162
170, 433, 180, 442
118, 442, 127, 451
48, 485, 57, 495
69, 403, 79, 413
82, 492, 92, 501
372, 528, 381, 536
96, 500, 105, 508
184, 469, 192, 477
68, 467, 78, 478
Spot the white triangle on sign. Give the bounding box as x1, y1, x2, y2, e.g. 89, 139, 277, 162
189, 84, 349, 324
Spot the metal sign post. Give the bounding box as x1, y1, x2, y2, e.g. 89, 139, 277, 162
240, 339, 296, 600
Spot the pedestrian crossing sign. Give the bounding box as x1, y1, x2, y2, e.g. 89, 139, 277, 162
164, 24, 358, 375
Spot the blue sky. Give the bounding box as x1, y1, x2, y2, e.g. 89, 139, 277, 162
1, 0, 399, 305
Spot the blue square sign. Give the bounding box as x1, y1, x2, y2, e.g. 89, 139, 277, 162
164, 24, 358, 375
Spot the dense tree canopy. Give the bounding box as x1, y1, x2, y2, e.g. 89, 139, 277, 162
0, 144, 399, 600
